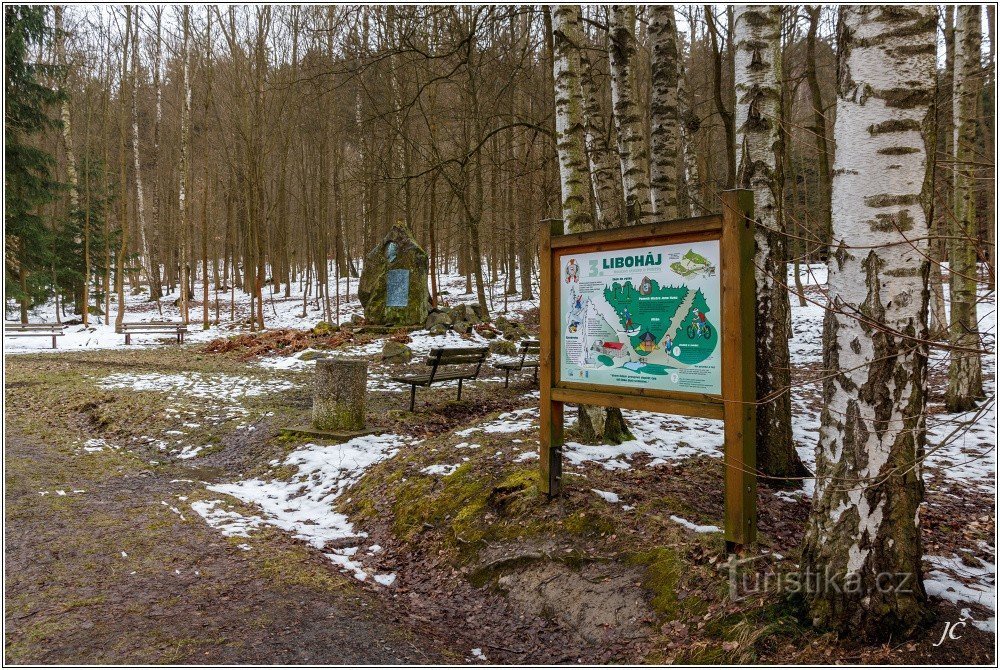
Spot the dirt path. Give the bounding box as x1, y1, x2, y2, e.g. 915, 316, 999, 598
3, 427, 444, 664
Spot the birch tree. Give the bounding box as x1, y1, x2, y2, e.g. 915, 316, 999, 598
130, 8, 150, 292
551, 5, 593, 233
608, 6, 652, 225
800, 5, 936, 638
945, 5, 984, 412
734, 6, 804, 479
178, 5, 191, 323
649, 5, 680, 220
580, 47, 621, 229
551, 5, 632, 444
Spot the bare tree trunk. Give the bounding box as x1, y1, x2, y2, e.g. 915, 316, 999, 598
805, 5, 832, 249
801, 5, 934, 639
649, 5, 680, 220
705, 5, 736, 190
201, 7, 213, 330
179, 6, 191, 324
734, 6, 805, 481
946, 5, 985, 411
550, 5, 593, 233
148, 6, 163, 302
609, 6, 652, 225
114, 7, 132, 330
130, 8, 150, 296
578, 47, 621, 229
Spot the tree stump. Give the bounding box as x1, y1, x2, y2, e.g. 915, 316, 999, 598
313, 358, 367, 432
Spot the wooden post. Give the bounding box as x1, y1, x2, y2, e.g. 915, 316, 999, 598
539, 218, 564, 496
720, 190, 757, 550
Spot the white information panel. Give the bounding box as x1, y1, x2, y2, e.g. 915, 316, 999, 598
559, 239, 722, 395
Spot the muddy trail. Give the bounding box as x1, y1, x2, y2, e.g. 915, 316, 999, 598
3, 427, 448, 664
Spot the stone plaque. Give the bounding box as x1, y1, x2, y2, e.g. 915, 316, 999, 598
386, 269, 410, 308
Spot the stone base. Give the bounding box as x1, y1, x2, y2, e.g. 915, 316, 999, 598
279, 425, 380, 442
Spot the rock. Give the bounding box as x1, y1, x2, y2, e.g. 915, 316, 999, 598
313, 358, 367, 432
495, 316, 528, 341
452, 304, 482, 324
475, 324, 498, 339
425, 310, 453, 329
298, 350, 330, 362
428, 324, 448, 336
489, 339, 518, 356
358, 223, 430, 326
312, 321, 336, 336
381, 340, 413, 364
451, 320, 471, 335
350, 314, 365, 325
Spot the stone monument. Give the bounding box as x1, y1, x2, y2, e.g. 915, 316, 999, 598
358, 222, 429, 326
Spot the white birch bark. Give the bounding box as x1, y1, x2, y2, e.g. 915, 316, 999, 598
608, 5, 652, 225
551, 4, 593, 233
801, 6, 935, 638
130, 9, 151, 286
734, 6, 801, 478
580, 47, 622, 229
179, 6, 192, 322
946, 5, 984, 411
649, 5, 680, 220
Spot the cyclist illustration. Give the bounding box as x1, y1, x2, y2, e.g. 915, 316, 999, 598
686, 308, 711, 339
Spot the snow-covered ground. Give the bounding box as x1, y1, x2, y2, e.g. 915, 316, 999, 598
4, 265, 539, 353
193, 434, 410, 585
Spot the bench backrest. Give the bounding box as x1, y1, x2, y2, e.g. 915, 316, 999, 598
4, 323, 64, 332
518, 339, 540, 365
120, 321, 185, 330
426, 346, 489, 383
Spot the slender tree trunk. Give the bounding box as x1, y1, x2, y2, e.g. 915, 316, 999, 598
649, 6, 681, 220
130, 8, 150, 296
706, 5, 736, 190
805, 5, 832, 250
179, 6, 191, 324
579, 47, 620, 228
801, 5, 935, 639
734, 6, 805, 481
550, 5, 593, 232
946, 6, 985, 411
609, 6, 652, 225
114, 8, 131, 331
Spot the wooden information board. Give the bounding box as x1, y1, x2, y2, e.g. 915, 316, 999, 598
538, 190, 757, 548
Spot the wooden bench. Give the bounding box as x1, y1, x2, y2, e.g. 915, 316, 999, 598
494, 339, 540, 387
4, 323, 65, 349
391, 346, 489, 411
118, 321, 188, 345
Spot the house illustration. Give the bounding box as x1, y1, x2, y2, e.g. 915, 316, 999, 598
638, 331, 657, 353
591, 340, 625, 358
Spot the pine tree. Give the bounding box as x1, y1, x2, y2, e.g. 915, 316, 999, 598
4, 6, 63, 317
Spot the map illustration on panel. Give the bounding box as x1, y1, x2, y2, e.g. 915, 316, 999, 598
559, 240, 721, 395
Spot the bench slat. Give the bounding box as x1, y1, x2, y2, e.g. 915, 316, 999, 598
428, 346, 489, 357
391, 370, 475, 385
495, 361, 538, 370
